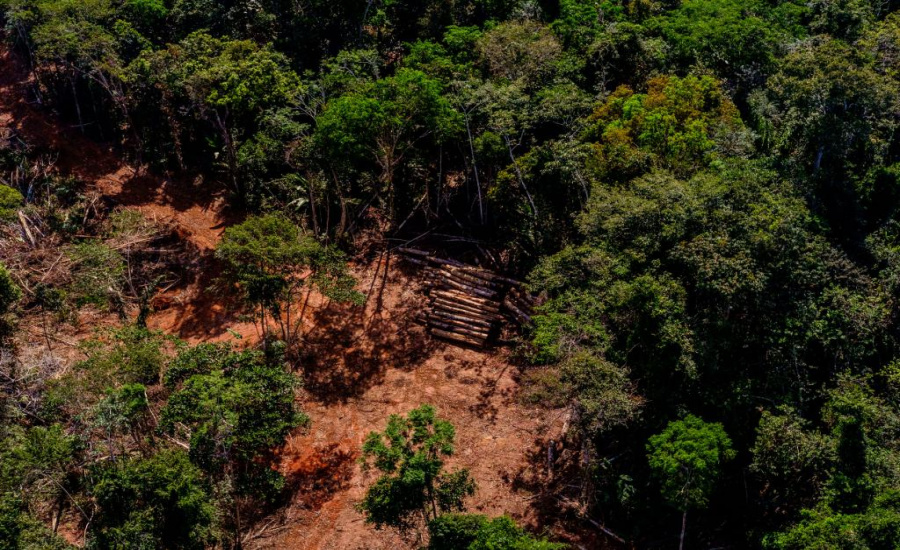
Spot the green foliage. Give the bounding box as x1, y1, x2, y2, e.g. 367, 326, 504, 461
751, 407, 835, 511
766, 492, 900, 550
159, 345, 306, 479
0, 423, 80, 544
92, 383, 149, 443
89, 450, 215, 549
68, 326, 168, 399
428, 513, 565, 550
0, 185, 23, 221
646, 415, 736, 511
216, 214, 362, 348
0, 493, 74, 550
477, 21, 564, 85
66, 241, 125, 309
8, 0, 900, 546
314, 68, 461, 224
0, 263, 21, 315
583, 75, 749, 181
358, 405, 476, 531
558, 351, 642, 438
646, 0, 796, 89
752, 37, 900, 235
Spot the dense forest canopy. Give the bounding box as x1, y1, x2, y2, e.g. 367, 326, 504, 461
2, 0, 900, 548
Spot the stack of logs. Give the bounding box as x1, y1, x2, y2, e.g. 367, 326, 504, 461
397, 247, 537, 348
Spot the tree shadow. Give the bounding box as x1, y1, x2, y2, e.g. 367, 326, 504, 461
282, 442, 356, 511
148, 250, 256, 342
299, 256, 439, 405
300, 301, 436, 405
505, 435, 616, 548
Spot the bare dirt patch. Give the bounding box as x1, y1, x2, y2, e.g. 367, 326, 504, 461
250, 259, 573, 549
0, 43, 591, 550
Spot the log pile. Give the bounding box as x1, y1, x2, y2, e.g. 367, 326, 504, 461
397, 247, 537, 348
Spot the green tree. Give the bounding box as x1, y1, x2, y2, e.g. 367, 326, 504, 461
646, 0, 797, 92
159, 343, 307, 538
751, 407, 835, 516
89, 450, 215, 549
215, 214, 362, 354
752, 38, 900, 238
647, 415, 736, 550
358, 405, 476, 532
0, 186, 23, 221
314, 68, 460, 228
583, 74, 750, 181
159, 345, 305, 473
0, 264, 21, 316
126, 32, 300, 190
428, 513, 565, 550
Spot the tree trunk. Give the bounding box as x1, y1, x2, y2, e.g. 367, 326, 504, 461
70, 76, 84, 133
679, 510, 687, 550
503, 133, 537, 217
465, 113, 484, 224
309, 182, 320, 238
213, 110, 240, 194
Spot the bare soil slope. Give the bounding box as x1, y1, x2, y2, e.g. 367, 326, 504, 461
0, 45, 581, 549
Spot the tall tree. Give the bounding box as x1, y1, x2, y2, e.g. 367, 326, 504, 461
646, 415, 735, 550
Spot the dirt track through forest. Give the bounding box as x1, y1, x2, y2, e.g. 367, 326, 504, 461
0, 45, 581, 549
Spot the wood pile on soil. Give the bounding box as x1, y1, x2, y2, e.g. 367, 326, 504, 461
397, 247, 538, 348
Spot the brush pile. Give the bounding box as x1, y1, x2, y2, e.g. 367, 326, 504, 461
397, 247, 537, 348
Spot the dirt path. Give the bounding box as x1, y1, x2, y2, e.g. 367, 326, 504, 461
0, 44, 583, 549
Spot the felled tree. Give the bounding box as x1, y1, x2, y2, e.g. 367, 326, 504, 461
357, 405, 476, 532
215, 214, 363, 354
646, 415, 735, 550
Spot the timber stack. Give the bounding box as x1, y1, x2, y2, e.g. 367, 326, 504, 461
397, 247, 538, 348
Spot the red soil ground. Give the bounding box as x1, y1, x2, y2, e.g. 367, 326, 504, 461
0, 44, 598, 549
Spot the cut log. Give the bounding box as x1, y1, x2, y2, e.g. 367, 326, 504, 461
433, 277, 498, 298
433, 294, 500, 314
507, 295, 534, 314
432, 296, 500, 316
456, 265, 524, 286
430, 328, 485, 347
509, 287, 537, 305
429, 310, 495, 330
431, 297, 502, 320
441, 277, 497, 299
440, 267, 503, 289
427, 319, 489, 339
18, 211, 36, 248
443, 276, 497, 296
429, 315, 493, 335
502, 298, 532, 325
396, 247, 431, 257
433, 290, 501, 311
428, 316, 492, 337
426, 256, 467, 269
439, 267, 494, 286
